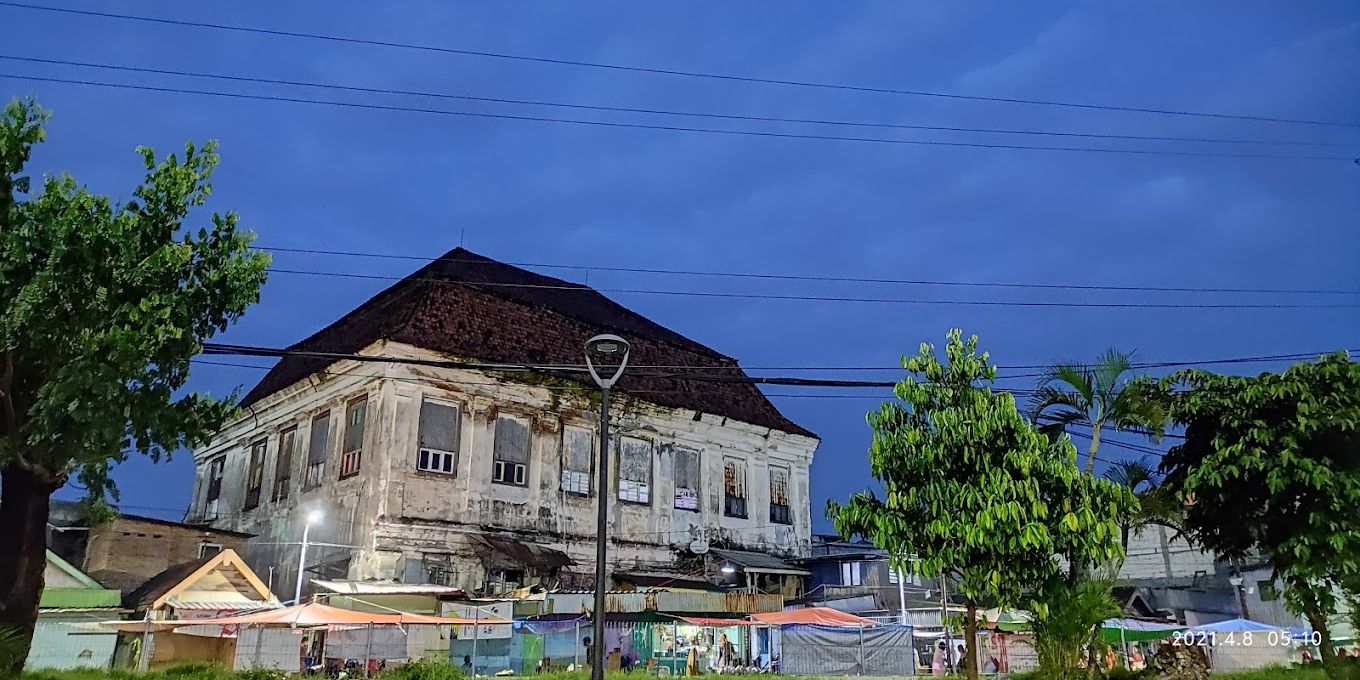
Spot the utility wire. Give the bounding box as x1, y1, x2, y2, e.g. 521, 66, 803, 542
2, 72, 1353, 162
261, 266, 1360, 309
258, 245, 1360, 297
2, 54, 1351, 149
3, 1, 1355, 129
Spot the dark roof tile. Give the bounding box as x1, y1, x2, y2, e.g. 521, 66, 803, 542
240, 248, 814, 438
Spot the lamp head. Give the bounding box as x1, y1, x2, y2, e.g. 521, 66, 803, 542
306, 510, 324, 525
720, 562, 737, 575
584, 334, 630, 389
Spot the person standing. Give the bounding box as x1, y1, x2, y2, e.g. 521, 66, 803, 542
583, 637, 595, 668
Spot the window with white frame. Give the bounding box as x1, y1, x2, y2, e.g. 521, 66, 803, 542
416, 398, 459, 474
198, 542, 223, 559
492, 415, 530, 486
561, 426, 592, 495
339, 397, 367, 479
304, 411, 330, 490
840, 561, 863, 586
672, 446, 700, 511
723, 458, 747, 518
617, 436, 652, 504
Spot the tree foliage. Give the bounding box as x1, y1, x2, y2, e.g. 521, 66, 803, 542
828, 329, 1134, 680
1029, 348, 1165, 473
0, 97, 269, 673
1103, 458, 1181, 554
1157, 352, 1360, 673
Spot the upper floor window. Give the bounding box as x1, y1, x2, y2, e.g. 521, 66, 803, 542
273, 426, 297, 502
618, 436, 652, 504
205, 456, 226, 517
243, 439, 266, 511
416, 398, 459, 475
492, 415, 529, 487
198, 542, 223, 559
840, 561, 863, 586
673, 446, 700, 511
561, 426, 593, 495
304, 411, 330, 490
723, 458, 747, 518
769, 466, 791, 525
339, 397, 367, 479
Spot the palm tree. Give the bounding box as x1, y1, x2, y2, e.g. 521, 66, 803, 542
1029, 348, 1165, 473
1103, 458, 1181, 554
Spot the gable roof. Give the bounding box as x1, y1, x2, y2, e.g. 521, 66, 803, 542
240, 247, 814, 438
44, 549, 103, 590
125, 548, 277, 612
41, 550, 123, 609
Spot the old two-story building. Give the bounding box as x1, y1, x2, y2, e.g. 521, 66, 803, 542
186, 248, 819, 601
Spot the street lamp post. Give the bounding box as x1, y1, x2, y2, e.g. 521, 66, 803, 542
583, 334, 630, 680
1229, 574, 1250, 620
294, 510, 323, 604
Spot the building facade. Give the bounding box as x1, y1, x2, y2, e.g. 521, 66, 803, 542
186, 248, 818, 600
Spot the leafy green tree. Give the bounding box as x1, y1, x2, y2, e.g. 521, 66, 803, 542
1157, 352, 1360, 675
1032, 576, 1121, 680
828, 329, 1134, 680
1029, 349, 1165, 473
0, 98, 268, 673
1102, 458, 1181, 555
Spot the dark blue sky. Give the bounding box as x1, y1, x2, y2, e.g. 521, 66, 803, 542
6, 1, 1357, 529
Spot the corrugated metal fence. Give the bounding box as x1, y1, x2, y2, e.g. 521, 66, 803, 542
779, 624, 915, 677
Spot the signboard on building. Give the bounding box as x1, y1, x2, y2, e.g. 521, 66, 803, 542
444, 601, 513, 640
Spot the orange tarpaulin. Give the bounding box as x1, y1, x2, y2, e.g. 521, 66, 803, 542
751, 607, 880, 627
105, 602, 510, 629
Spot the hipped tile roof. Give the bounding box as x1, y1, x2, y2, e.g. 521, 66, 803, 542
240, 247, 814, 438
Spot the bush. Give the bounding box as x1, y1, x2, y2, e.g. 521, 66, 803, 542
377, 658, 464, 680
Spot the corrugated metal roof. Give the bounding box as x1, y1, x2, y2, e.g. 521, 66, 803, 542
312, 580, 466, 596
474, 535, 574, 571
169, 598, 281, 610
709, 548, 809, 575
39, 587, 122, 610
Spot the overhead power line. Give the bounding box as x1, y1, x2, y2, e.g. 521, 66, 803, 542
198, 343, 1353, 390
262, 266, 1360, 309
2, 54, 1351, 149
258, 245, 1360, 297
4, 1, 1356, 129
5, 72, 1350, 162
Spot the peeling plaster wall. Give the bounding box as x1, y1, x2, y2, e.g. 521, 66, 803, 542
189, 341, 818, 597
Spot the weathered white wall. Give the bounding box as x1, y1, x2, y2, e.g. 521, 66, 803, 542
1118, 524, 1219, 582
190, 341, 818, 596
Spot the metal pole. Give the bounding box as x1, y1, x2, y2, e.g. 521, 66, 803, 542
364, 622, 374, 677
575, 619, 581, 667
472, 606, 480, 677
294, 521, 312, 604
940, 574, 954, 673
591, 387, 611, 680
139, 620, 151, 671
857, 624, 865, 676
896, 563, 908, 626
1119, 624, 1128, 669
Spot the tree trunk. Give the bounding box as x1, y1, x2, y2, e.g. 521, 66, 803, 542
1305, 607, 1338, 676
0, 464, 58, 676
963, 600, 979, 680
1084, 425, 1102, 474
